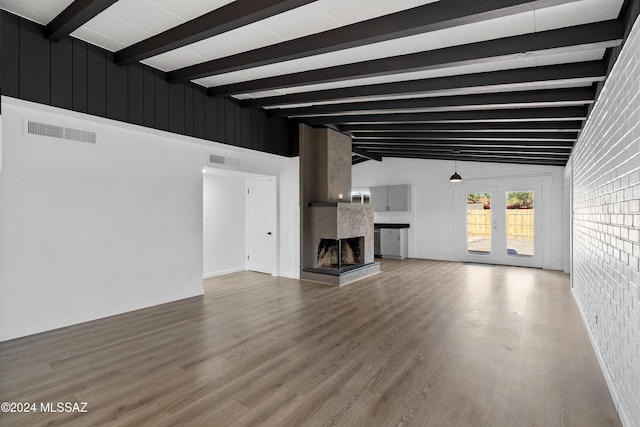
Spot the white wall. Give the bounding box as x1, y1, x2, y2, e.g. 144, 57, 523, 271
0, 97, 299, 341
352, 157, 565, 269
203, 174, 246, 278
570, 15, 640, 427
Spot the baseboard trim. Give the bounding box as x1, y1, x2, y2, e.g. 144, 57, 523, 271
571, 288, 632, 427
203, 267, 245, 279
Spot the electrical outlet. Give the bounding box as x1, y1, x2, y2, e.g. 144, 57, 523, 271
187, 274, 193, 280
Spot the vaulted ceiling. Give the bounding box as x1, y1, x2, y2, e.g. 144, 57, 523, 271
1, 0, 631, 166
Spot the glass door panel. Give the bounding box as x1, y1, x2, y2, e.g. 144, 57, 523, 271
505, 191, 534, 258
460, 187, 499, 265
466, 192, 492, 255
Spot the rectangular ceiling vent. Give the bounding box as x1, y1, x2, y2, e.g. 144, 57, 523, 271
26, 120, 96, 144
209, 153, 240, 167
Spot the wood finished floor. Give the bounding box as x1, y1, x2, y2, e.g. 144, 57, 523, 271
0, 259, 621, 427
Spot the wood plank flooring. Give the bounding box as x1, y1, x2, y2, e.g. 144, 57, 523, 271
0, 259, 622, 426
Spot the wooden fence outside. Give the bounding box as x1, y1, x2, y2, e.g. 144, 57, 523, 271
467, 209, 534, 239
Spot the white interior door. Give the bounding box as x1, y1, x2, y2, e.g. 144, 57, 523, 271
457, 184, 543, 268
247, 179, 273, 274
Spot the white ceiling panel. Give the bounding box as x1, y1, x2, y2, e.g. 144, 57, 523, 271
147, 0, 233, 21
234, 56, 326, 80
71, 26, 129, 51
359, 31, 446, 58
309, 32, 445, 68
68, 2, 171, 48
0, 0, 73, 25
318, 0, 424, 26
534, 0, 624, 31
436, 12, 535, 47
142, 45, 207, 71
193, 69, 256, 87
535, 47, 606, 66
215, 22, 284, 52
169, 36, 240, 64
258, 2, 341, 40
72, 10, 154, 51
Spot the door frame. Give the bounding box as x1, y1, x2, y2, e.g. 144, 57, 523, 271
246, 177, 278, 276
454, 175, 552, 269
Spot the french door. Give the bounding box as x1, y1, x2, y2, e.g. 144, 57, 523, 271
457, 184, 542, 268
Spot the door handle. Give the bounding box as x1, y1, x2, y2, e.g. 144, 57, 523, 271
267, 232, 272, 235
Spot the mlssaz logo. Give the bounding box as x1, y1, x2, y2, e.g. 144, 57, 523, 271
40, 402, 88, 413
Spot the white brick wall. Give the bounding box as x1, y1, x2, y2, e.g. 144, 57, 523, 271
571, 15, 640, 427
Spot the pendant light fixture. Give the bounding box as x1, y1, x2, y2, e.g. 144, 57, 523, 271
449, 151, 462, 182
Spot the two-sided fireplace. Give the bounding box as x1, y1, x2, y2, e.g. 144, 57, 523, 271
300, 125, 380, 285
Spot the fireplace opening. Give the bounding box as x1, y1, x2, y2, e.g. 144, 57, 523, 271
317, 237, 364, 270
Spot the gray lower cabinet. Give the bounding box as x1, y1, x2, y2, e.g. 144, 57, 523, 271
380, 228, 408, 259
370, 185, 411, 211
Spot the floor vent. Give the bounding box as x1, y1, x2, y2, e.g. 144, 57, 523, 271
209, 154, 240, 167
26, 120, 96, 144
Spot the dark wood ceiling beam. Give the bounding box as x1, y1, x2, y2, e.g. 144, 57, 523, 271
45, 0, 118, 41
367, 152, 568, 166
299, 107, 588, 126
355, 145, 571, 154
166, 0, 579, 82
352, 131, 577, 141
353, 139, 574, 148
351, 156, 370, 165
340, 121, 584, 132
206, 20, 623, 94
270, 87, 596, 117
375, 151, 570, 161
351, 147, 382, 162
240, 61, 607, 108
115, 0, 318, 65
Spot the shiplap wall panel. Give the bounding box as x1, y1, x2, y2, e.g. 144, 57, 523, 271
19, 18, 49, 105
50, 37, 73, 110
87, 45, 106, 117
192, 87, 205, 139
2, 12, 19, 100
127, 64, 144, 126
204, 96, 218, 142
183, 85, 194, 137
106, 55, 129, 123
168, 82, 185, 135
153, 70, 168, 131
0, 10, 294, 157
225, 99, 235, 146
72, 39, 88, 113
142, 67, 155, 128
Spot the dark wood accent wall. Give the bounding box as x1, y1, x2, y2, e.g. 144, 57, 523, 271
0, 11, 296, 157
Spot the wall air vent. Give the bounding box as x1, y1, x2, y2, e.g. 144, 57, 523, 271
26, 120, 96, 144
209, 154, 240, 167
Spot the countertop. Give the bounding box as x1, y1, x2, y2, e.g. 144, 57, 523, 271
374, 223, 410, 229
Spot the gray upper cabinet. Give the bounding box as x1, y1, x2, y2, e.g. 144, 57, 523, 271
370, 185, 411, 211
